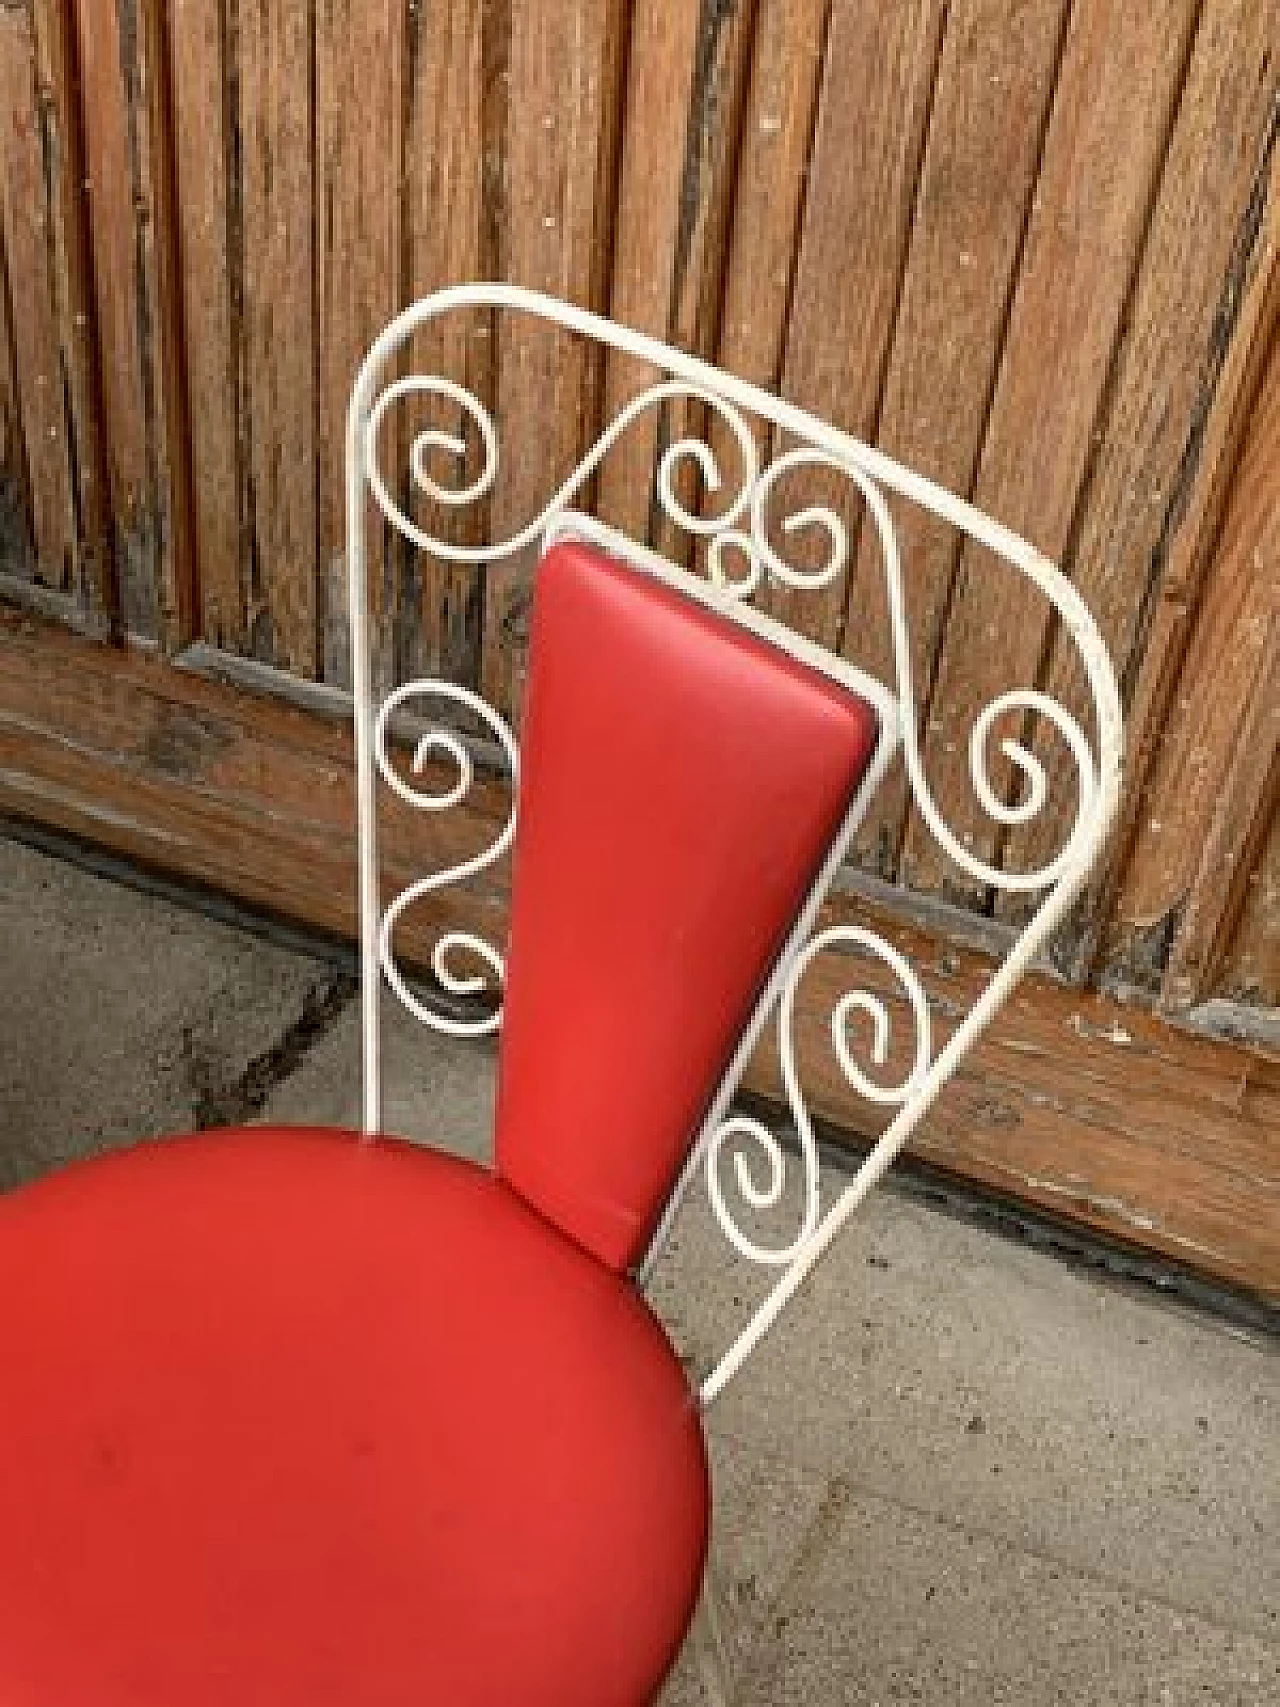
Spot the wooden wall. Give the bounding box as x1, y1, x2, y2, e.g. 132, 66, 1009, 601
1, 0, 1277, 1021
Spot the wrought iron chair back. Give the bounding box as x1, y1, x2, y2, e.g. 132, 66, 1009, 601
346, 284, 1125, 1405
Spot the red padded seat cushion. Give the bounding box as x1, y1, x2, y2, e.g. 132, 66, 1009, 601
497, 538, 882, 1271
0, 1127, 708, 1707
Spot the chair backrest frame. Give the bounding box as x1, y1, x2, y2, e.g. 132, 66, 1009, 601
346, 284, 1125, 1404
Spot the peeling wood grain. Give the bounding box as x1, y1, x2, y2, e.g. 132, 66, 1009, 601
766, 0, 945, 647
1162, 631, 1278, 1010
395, 0, 499, 691
842, 0, 1070, 874
72, 0, 179, 642
1006, 5, 1280, 912
0, 3, 80, 598
652, 0, 755, 566
695, 0, 826, 576
318, 0, 404, 688
168, 0, 243, 651
240, 0, 317, 674
30, 0, 112, 624
1116, 324, 1280, 990
1219, 799, 1280, 1008
483, 0, 629, 717
595, 0, 704, 544
900, 0, 1199, 900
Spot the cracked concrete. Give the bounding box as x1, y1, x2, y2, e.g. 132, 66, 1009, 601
2, 831, 1278, 1704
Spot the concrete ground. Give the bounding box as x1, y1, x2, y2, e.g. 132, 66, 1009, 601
2, 829, 1277, 1703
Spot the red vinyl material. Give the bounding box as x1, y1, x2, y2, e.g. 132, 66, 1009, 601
0, 1127, 708, 1707
496, 539, 882, 1271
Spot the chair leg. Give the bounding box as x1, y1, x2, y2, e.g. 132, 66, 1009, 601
689, 1566, 734, 1707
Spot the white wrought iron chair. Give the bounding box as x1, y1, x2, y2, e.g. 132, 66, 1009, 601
0, 285, 1122, 1707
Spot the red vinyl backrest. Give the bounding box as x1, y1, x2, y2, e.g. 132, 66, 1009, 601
494, 538, 883, 1272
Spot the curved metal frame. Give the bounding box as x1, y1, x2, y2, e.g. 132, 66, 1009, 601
346, 283, 1125, 1405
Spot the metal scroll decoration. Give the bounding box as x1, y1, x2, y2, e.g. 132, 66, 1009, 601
350, 287, 1124, 1376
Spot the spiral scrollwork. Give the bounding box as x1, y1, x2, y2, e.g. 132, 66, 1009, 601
374, 680, 518, 1038
364, 375, 760, 565
706, 927, 931, 1266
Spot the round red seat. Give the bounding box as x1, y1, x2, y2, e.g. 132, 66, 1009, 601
0, 1126, 709, 1707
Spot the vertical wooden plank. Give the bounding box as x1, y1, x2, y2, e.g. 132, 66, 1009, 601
1005, 1, 1280, 900
0, 221, 30, 571
239, 0, 318, 674
595, 2, 703, 543
699, 0, 828, 562
899, 0, 1200, 900
763, 0, 946, 647
594, 0, 755, 562
168, 0, 243, 652
317, 0, 404, 687
1162, 631, 1278, 1010
482, 0, 628, 716
0, 1, 80, 599
397, 0, 491, 688
72, 0, 187, 645
839, 0, 1071, 874
1214, 772, 1280, 1009
31, 0, 112, 624
650, 0, 755, 565
1117, 325, 1280, 983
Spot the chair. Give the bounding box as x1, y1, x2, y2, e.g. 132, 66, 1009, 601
0, 286, 1123, 1706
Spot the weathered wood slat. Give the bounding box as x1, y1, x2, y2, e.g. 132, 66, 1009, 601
694, 0, 827, 589
30, 0, 110, 625
483, 0, 629, 717
900, 0, 1199, 900
1005, 0, 1280, 910
397, 0, 496, 690
652, 0, 755, 566
168, 0, 243, 652
1218, 774, 1280, 1008
595, 1, 704, 545
1162, 632, 1278, 1010
0, 4, 80, 600
2, 603, 1276, 1304
1117, 327, 1280, 1000
71, 0, 184, 643
238, 0, 318, 676
764, 0, 946, 647
842, 0, 1070, 874
318, 0, 404, 688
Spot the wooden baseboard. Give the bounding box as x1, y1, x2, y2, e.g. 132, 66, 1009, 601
3, 606, 1277, 1305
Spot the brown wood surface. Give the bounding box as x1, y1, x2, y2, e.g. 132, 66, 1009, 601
842, 0, 1070, 873
398, 0, 495, 689
765, 0, 945, 648
1088, 155, 1279, 988
595, 0, 704, 545
30, 0, 110, 625
1006, 0, 1280, 909
482, 0, 629, 718
900, 0, 1199, 900
1117, 326, 1280, 994
0, 3, 80, 599
318, 0, 405, 689
652, 0, 755, 566
71, 0, 179, 642
2, 602, 1276, 1304
697, 0, 827, 573
168, 0, 243, 653
1219, 782, 1280, 1008
0, 216, 18, 524
1161, 633, 1278, 1010
239, 0, 318, 676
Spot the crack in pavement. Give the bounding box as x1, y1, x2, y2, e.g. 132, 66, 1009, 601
189, 973, 358, 1129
